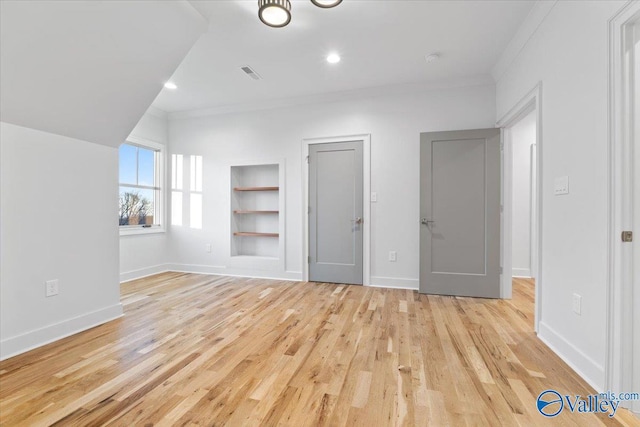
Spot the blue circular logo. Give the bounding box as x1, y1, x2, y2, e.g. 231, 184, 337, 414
537, 390, 564, 417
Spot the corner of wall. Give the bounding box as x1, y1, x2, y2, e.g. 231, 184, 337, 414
120, 264, 170, 283
0, 303, 123, 361
538, 321, 605, 391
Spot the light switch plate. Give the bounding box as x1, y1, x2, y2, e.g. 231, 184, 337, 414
572, 293, 581, 315
554, 176, 569, 195
371, 192, 377, 202
45, 279, 59, 297
389, 251, 397, 262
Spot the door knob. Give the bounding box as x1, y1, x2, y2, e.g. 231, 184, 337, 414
353, 217, 363, 224
421, 218, 435, 226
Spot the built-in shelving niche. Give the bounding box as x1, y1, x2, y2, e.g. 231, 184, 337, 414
230, 163, 282, 260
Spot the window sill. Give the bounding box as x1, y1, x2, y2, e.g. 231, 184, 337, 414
119, 227, 166, 237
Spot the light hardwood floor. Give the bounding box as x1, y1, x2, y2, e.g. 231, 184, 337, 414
0, 273, 638, 426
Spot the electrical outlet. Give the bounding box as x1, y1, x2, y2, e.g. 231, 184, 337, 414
205, 243, 212, 253
572, 293, 581, 315
389, 251, 397, 262
45, 280, 59, 297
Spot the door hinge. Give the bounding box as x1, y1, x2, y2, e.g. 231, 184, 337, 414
500, 205, 504, 213
499, 266, 503, 274
308, 206, 311, 214
622, 231, 633, 242
308, 255, 311, 263
306, 155, 309, 164
500, 141, 504, 151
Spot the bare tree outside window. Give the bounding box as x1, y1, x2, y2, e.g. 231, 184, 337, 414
119, 191, 153, 226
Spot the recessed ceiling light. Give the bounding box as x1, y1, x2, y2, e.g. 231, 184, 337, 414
425, 53, 440, 63
327, 53, 341, 64
164, 82, 178, 90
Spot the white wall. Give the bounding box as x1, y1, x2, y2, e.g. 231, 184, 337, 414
0, 122, 123, 360
511, 110, 535, 278
167, 84, 496, 287
496, 0, 626, 390
119, 109, 170, 282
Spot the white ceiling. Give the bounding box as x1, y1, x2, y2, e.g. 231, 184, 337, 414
0, 1, 205, 147
152, 0, 535, 113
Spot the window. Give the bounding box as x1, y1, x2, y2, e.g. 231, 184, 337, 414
189, 155, 203, 229
171, 154, 184, 226
119, 138, 164, 233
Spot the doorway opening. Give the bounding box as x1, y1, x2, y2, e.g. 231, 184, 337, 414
632, 14, 639, 415
508, 110, 538, 333
497, 84, 542, 332
607, 1, 640, 414
509, 111, 537, 282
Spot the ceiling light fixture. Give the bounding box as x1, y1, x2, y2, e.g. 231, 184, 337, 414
258, 0, 292, 28
164, 82, 177, 90
258, 0, 342, 28
311, 0, 343, 8
327, 53, 341, 64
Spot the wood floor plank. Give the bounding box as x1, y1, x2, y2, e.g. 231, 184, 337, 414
0, 274, 638, 426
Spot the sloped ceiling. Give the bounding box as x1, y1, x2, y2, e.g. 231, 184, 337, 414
0, 0, 206, 147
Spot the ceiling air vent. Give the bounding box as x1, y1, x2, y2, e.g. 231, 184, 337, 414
240, 66, 262, 81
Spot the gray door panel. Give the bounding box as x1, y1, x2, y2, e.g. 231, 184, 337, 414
309, 141, 363, 285
420, 129, 501, 298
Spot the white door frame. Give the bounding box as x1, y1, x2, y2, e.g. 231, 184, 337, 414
301, 134, 371, 285
496, 83, 543, 332
606, 0, 639, 409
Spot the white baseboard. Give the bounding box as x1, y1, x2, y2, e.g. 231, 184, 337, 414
512, 268, 532, 278
0, 303, 123, 361
120, 264, 170, 283
538, 321, 604, 391
166, 263, 303, 282
122, 264, 419, 291
369, 276, 418, 290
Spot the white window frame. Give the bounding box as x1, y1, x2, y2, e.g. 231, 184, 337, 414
119, 136, 165, 236
170, 154, 185, 227
189, 155, 204, 229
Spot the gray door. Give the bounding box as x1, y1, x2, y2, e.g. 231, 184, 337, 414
419, 128, 501, 297
309, 141, 363, 285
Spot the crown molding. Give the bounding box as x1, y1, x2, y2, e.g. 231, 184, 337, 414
491, 0, 558, 83
165, 74, 495, 121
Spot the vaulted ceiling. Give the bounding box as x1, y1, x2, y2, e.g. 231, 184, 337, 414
0, 0, 206, 147
152, 0, 535, 113
0, 1, 536, 140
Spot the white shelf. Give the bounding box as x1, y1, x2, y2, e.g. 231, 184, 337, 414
230, 163, 280, 258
